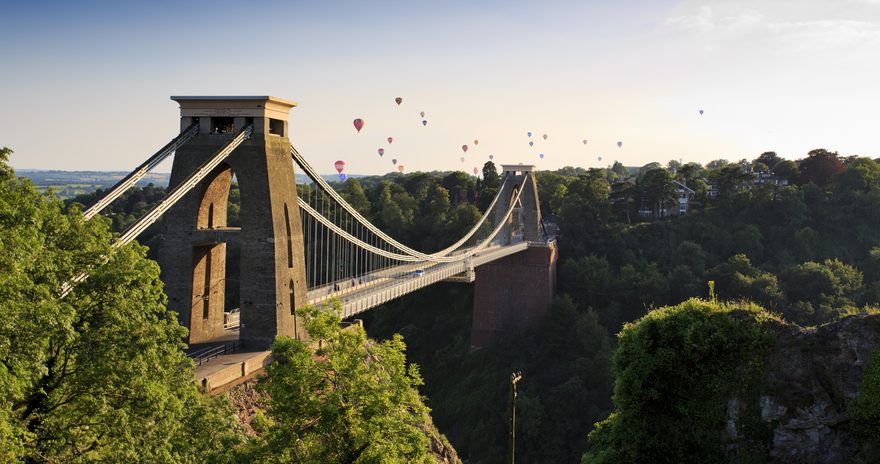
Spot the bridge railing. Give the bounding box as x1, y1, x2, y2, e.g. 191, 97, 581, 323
187, 340, 243, 367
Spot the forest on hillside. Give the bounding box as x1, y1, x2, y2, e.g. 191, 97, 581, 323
4, 145, 880, 462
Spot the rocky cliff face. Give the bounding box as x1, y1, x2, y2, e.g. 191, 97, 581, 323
226, 379, 462, 463
726, 314, 880, 463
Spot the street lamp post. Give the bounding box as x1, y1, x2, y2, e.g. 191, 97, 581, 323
509, 371, 523, 464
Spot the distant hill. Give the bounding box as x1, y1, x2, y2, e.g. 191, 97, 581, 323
16, 169, 365, 199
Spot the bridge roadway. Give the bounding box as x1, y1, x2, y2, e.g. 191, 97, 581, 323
306, 240, 530, 319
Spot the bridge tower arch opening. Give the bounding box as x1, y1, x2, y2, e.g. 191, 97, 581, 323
188, 163, 239, 343
159, 96, 308, 350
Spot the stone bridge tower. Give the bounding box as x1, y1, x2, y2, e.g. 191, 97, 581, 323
471, 165, 558, 347
158, 96, 307, 350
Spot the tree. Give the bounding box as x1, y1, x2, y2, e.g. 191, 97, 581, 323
582, 299, 776, 464
705, 254, 784, 310
343, 178, 373, 217
772, 159, 799, 183
636, 168, 676, 218
796, 149, 846, 187
242, 302, 435, 463
476, 162, 502, 210
441, 172, 475, 207
780, 259, 863, 325
611, 161, 628, 178
637, 162, 662, 177
676, 162, 704, 185
481, 161, 501, 190
833, 157, 880, 197
0, 147, 241, 462
537, 171, 570, 215
755, 151, 781, 170
706, 159, 730, 170
708, 164, 753, 203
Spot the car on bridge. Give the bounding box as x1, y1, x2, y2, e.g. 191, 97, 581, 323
411, 269, 425, 277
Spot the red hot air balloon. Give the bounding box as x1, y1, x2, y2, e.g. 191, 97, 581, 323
473, 167, 479, 175
398, 165, 405, 173
387, 137, 393, 144
378, 148, 384, 156
353, 118, 364, 132
462, 145, 468, 153
334, 160, 346, 173
395, 97, 403, 105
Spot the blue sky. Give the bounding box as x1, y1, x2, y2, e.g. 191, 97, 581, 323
2, 0, 879, 175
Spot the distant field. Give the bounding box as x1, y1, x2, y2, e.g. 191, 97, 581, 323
17, 170, 171, 200
16, 169, 364, 200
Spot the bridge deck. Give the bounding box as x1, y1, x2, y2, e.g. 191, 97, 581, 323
306, 241, 530, 319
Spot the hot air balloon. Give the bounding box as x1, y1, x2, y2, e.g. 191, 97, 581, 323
489, 155, 494, 160
392, 158, 397, 165
339, 173, 348, 182
583, 139, 588, 145
543, 134, 548, 140
529, 141, 534, 147
539, 153, 544, 159
699, 109, 704, 115
378, 148, 384, 156
460, 157, 465, 163
461, 145, 468, 153
527, 131, 532, 138
598, 156, 603, 162
617, 141, 623, 148
422, 120, 428, 126
387, 137, 393, 144
473, 167, 479, 175
398, 165, 405, 173
474, 139, 479, 145
353, 118, 364, 132
395, 97, 403, 105
334, 160, 345, 173
420, 111, 425, 118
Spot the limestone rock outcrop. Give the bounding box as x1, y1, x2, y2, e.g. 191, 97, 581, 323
726, 314, 880, 463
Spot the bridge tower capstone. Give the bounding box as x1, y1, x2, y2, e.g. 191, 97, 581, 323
471, 164, 557, 347
158, 96, 307, 350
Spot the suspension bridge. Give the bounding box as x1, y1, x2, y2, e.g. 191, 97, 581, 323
70, 96, 557, 385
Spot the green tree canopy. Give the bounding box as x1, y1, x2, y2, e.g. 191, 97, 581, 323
0, 147, 240, 462
797, 149, 846, 187
241, 302, 436, 463
582, 299, 777, 464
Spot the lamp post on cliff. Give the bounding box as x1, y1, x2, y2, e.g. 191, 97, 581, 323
509, 371, 523, 464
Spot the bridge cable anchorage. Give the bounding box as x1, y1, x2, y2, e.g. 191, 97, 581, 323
290, 144, 512, 262
82, 122, 199, 220
59, 125, 253, 298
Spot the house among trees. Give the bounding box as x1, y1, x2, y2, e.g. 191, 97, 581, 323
638, 179, 695, 219
673, 180, 696, 215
